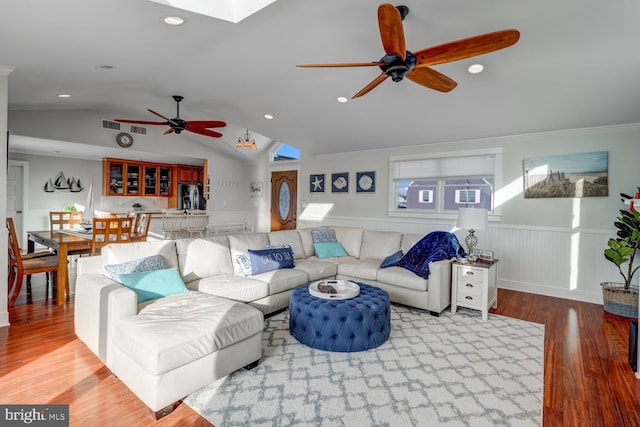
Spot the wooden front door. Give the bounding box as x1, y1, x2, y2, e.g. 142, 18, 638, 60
270, 170, 297, 231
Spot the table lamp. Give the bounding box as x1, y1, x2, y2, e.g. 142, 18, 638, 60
456, 207, 488, 259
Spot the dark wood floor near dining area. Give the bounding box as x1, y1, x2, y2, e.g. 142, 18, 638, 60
1, 287, 639, 426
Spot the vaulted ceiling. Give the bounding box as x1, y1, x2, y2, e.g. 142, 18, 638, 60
3, 0, 639, 161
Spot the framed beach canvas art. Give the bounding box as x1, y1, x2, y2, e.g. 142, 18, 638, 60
523, 151, 608, 198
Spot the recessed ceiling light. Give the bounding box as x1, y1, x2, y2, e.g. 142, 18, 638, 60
468, 64, 484, 74
57, 94, 71, 98
337, 96, 349, 103
264, 114, 274, 120
163, 16, 185, 25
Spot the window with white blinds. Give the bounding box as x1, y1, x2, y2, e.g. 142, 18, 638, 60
389, 149, 502, 217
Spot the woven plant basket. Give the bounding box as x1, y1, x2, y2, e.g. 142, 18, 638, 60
601, 282, 639, 318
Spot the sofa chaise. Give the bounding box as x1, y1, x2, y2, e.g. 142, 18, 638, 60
74, 226, 455, 416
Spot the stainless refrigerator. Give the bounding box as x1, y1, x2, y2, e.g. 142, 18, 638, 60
178, 183, 206, 210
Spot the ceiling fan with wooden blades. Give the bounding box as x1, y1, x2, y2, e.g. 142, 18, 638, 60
297, 3, 520, 98
115, 95, 226, 138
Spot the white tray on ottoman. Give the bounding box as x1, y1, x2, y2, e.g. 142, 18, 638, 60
308, 279, 360, 300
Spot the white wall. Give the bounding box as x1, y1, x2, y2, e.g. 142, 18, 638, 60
0, 66, 14, 327
293, 124, 640, 304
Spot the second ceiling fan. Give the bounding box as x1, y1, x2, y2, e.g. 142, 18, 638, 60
297, 3, 520, 98
115, 95, 226, 138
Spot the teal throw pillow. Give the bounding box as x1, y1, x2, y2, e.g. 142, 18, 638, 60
313, 241, 348, 259
119, 267, 189, 303
311, 228, 337, 243
104, 254, 164, 283
248, 247, 294, 275
380, 250, 403, 268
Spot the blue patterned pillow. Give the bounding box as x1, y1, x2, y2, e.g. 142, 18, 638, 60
104, 255, 165, 283
265, 242, 295, 258
311, 228, 337, 243
248, 247, 294, 275
235, 253, 253, 276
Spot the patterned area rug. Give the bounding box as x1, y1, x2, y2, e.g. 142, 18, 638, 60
185, 305, 544, 426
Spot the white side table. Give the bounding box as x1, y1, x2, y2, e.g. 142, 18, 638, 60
451, 260, 498, 320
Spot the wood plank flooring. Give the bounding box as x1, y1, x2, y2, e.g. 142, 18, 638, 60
1, 288, 640, 426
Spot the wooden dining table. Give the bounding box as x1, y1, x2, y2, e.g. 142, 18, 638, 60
27, 229, 148, 305
27, 229, 93, 305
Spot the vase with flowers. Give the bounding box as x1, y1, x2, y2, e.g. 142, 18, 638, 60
602, 187, 640, 318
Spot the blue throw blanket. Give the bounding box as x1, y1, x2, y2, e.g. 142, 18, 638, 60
395, 231, 466, 279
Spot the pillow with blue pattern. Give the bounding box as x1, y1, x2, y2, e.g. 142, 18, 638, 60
234, 253, 253, 276
311, 228, 337, 243
104, 254, 165, 283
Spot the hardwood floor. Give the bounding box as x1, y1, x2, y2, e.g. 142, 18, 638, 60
1, 287, 639, 426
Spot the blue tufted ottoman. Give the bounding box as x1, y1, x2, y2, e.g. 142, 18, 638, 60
289, 282, 391, 352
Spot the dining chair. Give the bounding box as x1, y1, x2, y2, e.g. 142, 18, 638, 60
184, 210, 208, 238
159, 209, 185, 240
7, 217, 61, 306
92, 217, 133, 255
50, 210, 92, 257
131, 212, 151, 241
49, 211, 83, 230
7, 217, 54, 297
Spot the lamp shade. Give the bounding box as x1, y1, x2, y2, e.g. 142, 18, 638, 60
456, 208, 488, 230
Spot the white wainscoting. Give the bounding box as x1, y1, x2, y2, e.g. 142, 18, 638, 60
299, 216, 615, 305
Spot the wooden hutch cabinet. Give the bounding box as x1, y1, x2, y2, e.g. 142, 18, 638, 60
103, 159, 206, 205
102, 158, 174, 197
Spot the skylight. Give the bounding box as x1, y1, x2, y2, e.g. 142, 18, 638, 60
149, 0, 278, 23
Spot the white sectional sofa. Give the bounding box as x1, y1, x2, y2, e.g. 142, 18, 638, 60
74, 226, 454, 416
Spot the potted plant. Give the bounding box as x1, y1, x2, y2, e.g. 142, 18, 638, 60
132, 203, 143, 211
602, 187, 640, 318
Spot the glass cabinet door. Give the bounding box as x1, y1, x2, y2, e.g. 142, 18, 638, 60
159, 167, 171, 196
126, 164, 140, 195
109, 162, 124, 195
144, 165, 157, 195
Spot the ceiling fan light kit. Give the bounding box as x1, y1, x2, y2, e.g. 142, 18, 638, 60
297, 3, 519, 98
114, 95, 226, 139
